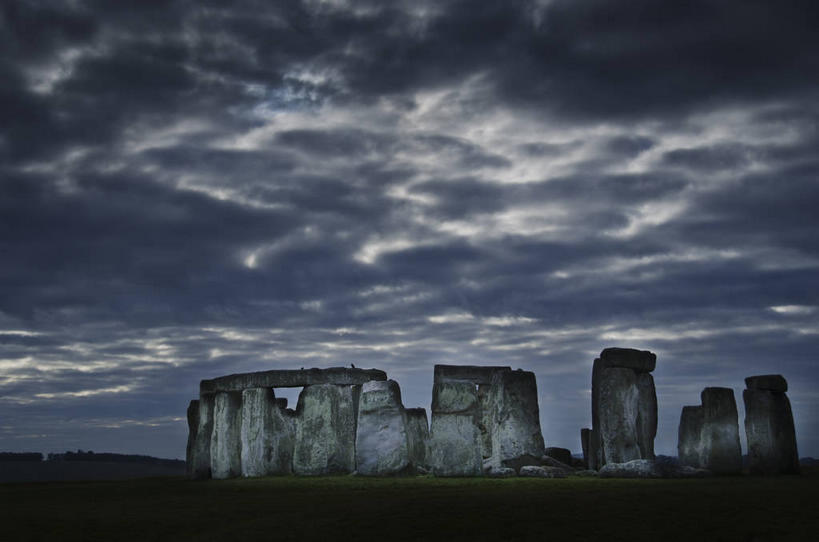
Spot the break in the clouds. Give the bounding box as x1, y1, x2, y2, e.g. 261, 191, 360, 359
1, 0, 818, 459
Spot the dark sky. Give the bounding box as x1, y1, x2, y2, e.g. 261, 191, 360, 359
2, 0, 818, 460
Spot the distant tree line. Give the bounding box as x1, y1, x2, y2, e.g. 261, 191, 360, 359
0, 452, 44, 462
46, 450, 184, 467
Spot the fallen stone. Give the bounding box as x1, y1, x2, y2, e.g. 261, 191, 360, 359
355, 380, 411, 476
600, 347, 656, 373
486, 466, 517, 478
677, 405, 704, 467
744, 386, 800, 475
201, 367, 386, 394
487, 370, 546, 471
405, 407, 429, 471
544, 447, 572, 466
570, 457, 586, 469
293, 384, 359, 475
192, 393, 214, 479
240, 388, 295, 477
745, 374, 788, 393
699, 387, 742, 474
519, 465, 568, 478
571, 469, 599, 477
540, 455, 574, 472
186, 400, 199, 478
210, 391, 243, 479
599, 459, 663, 478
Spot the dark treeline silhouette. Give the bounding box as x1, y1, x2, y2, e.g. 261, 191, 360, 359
0, 452, 44, 462
47, 450, 184, 467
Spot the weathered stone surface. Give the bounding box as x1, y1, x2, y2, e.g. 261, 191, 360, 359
487, 370, 546, 472
210, 391, 243, 479
519, 465, 567, 478
544, 447, 572, 466
677, 405, 704, 467
744, 387, 799, 475
572, 469, 599, 477
405, 407, 429, 470
598, 367, 641, 464
355, 380, 410, 476
201, 367, 386, 394
428, 381, 482, 476
275, 398, 288, 409
486, 466, 516, 477
700, 387, 742, 474
186, 400, 199, 477
192, 393, 214, 479
599, 459, 662, 478
745, 374, 788, 393
635, 372, 657, 460
580, 428, 590, 468
431, 381, 479, 413
540, 455, 574, 472
590, 350, 657, 470
600, 347, 657, 373
434, 365, 510, 385
293, 384, 359, 475
240, 388, 295, 477
477, 384, 493, 460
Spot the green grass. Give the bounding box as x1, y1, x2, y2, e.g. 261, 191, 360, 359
2, 470, 817, 541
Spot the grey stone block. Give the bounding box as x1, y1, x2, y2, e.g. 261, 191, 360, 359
186, 400, 198, 478
580, 428, 590, 468
192, 393, 214, 479
598, 367, 641, 464
745, 374, 788, 393
744, 387, 799, 475
487, 370, 546, 471
700, 387, 742, 474
635, 372, 657, 460
519, 465, 567, 478
428, 380, 482, 477
431, 381, 480, 413
677, 405, 704, 467
211, 391, 243, 479
600, 347, 656, 373
544, 447, 572, 466
240, 388, 295, 477
433, 365, 511, 385
355, 380, 411, 476
201, 367, 386, 394
405, 407, 429, 470
293, 384, 360, 475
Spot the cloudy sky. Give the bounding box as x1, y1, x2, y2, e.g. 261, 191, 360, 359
2, 0, 818, 460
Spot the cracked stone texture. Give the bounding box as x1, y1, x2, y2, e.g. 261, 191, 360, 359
487, 370, 546, 472
744, 384, 799, 475
293, 384, 360, 475
700, 387, 742, 474
191, 393, 214, 479
210, 391, 243, 479
428, 381, 482, 476
240, 388, 295, 477
405, 407, 429, 471
355, 380, 410, 476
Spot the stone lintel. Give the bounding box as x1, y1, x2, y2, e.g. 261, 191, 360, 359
433, 364, 511, 385
200, 367, 387, 394
745, 374, 788, 393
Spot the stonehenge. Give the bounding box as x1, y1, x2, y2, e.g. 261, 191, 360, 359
744, 375, 799, 475
185, 355, 802, 479
588, 348, 657, 470
676, 387, 742, 474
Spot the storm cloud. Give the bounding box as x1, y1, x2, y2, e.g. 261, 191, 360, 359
1, 0, 817, 459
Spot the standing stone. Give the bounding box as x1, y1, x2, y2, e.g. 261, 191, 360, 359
192, 393, 215, 479
743, 375, 799, 475
486, 370, 546, 472
580, 428, 591, 469
635, 373, 657, 460
293, 384, 360, 475
211, 391, 243, 479
240, 388, 295, 477
427, 381, 482, 476
186, 400, 199, 477
590, 348, 658, 469
355, 380, 410, 476
677, 405, 704, 467
699, 387, 742, 474
405, 408, 429, 471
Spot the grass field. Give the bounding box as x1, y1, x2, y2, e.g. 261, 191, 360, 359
1, 470, 817, 541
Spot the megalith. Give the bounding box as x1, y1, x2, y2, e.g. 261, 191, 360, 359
580, 428, 591, 468
589, 348, 657, 469
743, 375, 799, 475
355, 380, 411, 476
186, 400, 199, 477
677, 405, 704, 467
427, 381, 483, 476
240, 388, 295, 477
210, 391, 243, 479
192, 393, 215, 479
293, 383, 360, 475
699, 387, 742, 474
486, 370, 546, 471
405, 408, 429, 471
